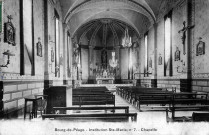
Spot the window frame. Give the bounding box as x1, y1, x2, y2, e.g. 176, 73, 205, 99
54, 9, 60, 77
20, 0, 35, 75
164, 11, 173, 77
144, 32, 148, 77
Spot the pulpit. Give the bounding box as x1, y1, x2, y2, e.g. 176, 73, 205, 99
44, 86, 72, 114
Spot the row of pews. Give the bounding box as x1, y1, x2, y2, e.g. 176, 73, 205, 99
42, 86, 137, 122
116, 86, 209, 122
72, 86, 115, 107
42, 106, 137, 122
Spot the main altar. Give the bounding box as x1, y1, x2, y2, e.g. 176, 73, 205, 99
90, 48, 118, 84
95, 69, 115, 84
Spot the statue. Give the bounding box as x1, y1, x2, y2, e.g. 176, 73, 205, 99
103, 70, 108, 78
101, 49, 107, 67
178, 21, 195, 55
73, 44, 79, 66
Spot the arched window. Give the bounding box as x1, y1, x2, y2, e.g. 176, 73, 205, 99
20, 0, 35, 75
54, 10, 60, 77
144, 32, 148, 77
164, 11, 173, 76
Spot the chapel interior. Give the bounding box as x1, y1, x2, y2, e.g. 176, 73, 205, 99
1, 0, 209, 126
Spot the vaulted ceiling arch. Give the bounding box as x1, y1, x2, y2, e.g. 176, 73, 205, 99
75, 18, 139, 48
59, 0, 165, 42
64, 0, 156, 24
68, 9, 149, 37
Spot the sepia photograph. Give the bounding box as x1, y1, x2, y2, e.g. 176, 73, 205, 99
0, 0, 209, 135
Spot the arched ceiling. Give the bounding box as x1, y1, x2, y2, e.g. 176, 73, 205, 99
59, 0, 164, 37
76, 19, 138, 47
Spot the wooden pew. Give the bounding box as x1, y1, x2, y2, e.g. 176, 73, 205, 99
73, 87, 111, 96
121, 87, 164, 101
73, 94, 115, 107
131, 90, 173, 104
166, 105, 209, 122
117, 87, 176, 105
192, 112, 209, 122
73, 91, 111, 95
73, 86, 115, 107
126, 87, 175, 101
172, 93, 208, 106
126, 88, 164, 101
53, 106, 129, 114
116, 86, 141, 97
116, 86, 131, 96
73, 87, 108, 93
42, 113, 137, 122
135, 93, 173, 110
134, 92, 208, 111
125, 87, 173, 106
74, 86, 108, 91
78, 86, 107, 89
73, 89, 109, 94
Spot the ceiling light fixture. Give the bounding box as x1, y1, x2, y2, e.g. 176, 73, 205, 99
121, 26, 132, 48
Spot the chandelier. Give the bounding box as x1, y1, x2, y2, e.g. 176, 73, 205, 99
121, 27, 132, 48
109, 51, 118, 68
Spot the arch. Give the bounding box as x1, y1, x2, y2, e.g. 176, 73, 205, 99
64, 0, 156, 24
68, 10, 145, 37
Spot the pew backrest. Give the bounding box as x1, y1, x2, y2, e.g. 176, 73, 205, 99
192, 112, 209, 122
42, 113, 137, 122
53, 106, 129, 113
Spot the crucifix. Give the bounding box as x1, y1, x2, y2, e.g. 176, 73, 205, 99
178, 21, 195, 55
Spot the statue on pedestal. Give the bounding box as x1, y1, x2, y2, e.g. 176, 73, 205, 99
103, 70, 108, 78
101, 49, 107, 67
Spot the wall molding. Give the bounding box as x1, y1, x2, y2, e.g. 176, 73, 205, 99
3, 80, 44, 86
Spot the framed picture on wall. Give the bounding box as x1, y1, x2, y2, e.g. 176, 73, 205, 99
36, 40, 42, 57
174, 47, 180, 61
158, 55, 162, 65
196, 40, 205, 56
51, 48, 54, 62
4, 16, 16, 46
149, 58, 152, 68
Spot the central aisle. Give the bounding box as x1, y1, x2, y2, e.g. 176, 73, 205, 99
80, 84, 168, 123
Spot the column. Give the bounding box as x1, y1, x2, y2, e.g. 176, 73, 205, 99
62, 23, 68, 85
89, 45, 93, 77
152, 23, 158, 87
115, 45, 120, 79
186, 0, 194, 80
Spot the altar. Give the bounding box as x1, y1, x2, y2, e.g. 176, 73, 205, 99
96, 77, 114, 84
95, 69, 115, 84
